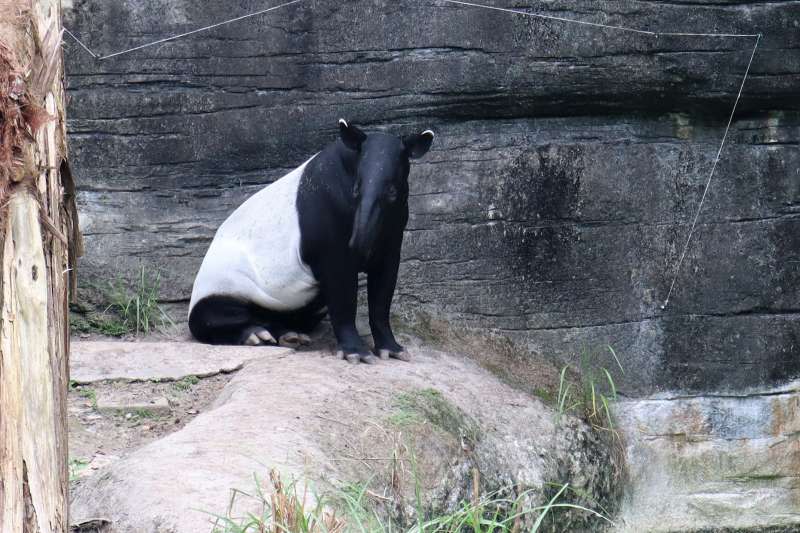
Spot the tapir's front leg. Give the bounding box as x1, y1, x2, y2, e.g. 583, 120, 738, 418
368, 237, 410, 362
317, 252, 376, 364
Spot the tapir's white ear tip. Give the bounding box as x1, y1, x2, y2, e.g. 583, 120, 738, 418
422, 129, 435, 138
338, 118, 348, 128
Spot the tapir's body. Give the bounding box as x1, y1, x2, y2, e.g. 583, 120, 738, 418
189, 121, 434, 363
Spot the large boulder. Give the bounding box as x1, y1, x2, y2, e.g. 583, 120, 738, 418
69, 341, 622, 532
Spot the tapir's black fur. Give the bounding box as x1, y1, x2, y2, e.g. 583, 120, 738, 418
189, 121, 433, 361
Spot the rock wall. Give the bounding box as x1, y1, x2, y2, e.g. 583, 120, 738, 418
615, 379, 800, 532
64, 1, 798, 396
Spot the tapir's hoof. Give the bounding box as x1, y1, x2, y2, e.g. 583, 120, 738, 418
337, 351, 361, 364
279, 331, 312, 349
243, 327, 277, 346
361, 354, 379, 365
378, 349, 412, 362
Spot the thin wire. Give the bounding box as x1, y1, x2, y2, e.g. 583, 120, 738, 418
63, 28, 99, 58
62, 0, 306, 60
436, 0, 760, 38
661, 33, 761, 309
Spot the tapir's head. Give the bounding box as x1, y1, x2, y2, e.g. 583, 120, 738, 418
338, 119, 434, 261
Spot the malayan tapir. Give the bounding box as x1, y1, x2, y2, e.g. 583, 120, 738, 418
188, 120, 434, 364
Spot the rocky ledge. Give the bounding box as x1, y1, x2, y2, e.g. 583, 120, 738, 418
69, 340, 622, 532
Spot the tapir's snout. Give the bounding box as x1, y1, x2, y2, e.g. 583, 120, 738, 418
349, 201, 382, 261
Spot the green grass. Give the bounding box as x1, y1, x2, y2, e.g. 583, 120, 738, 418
208, 469, 611, 533
106, 266, 175, 336
74, 386, 97, 409
174, 375, 201, 391
69, 457, 90, 482
132, 408, 156, 419
207, 388, 615, 532
532, 387, 554, 404
71, 265, 175, 337
209, 470, 347, 533
556, 345, 624, 432
70, 310, 130, 337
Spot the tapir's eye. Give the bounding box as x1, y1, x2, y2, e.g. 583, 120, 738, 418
385, 184, 398, 203
352, 181, 360, 199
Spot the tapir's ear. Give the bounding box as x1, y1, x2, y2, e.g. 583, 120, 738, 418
403, 130, 434, 159
339, 119, 366, 151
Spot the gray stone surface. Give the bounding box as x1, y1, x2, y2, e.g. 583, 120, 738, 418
615, 381, 800, 532
95, 396, 171, 416
70, 340, 293, 383
69, 341, 621, 533
64, 0, 800, 397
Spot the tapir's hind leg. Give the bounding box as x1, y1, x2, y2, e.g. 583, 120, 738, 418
189, 294, 326, 347
189, 296, 278, 346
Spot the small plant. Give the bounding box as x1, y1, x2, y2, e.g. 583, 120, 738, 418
556, 345, 624, 432
174, 375, 201, 391
70, 309, 129, 337
69, 457, 90, 482
75, 386, 97, 409
532, 387, 554, 404
106, 265, 175, 336
132, 408, 155, 419
209, 469, 346, 533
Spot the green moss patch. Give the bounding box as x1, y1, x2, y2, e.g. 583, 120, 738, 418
389, 387, 480, 445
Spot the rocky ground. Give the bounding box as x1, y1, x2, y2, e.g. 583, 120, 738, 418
67, 332, 800, 533
67, 335, 622, 533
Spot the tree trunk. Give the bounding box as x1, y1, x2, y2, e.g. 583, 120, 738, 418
0, 1, 79, 531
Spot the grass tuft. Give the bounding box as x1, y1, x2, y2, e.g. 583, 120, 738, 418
174, 375, 201, 391
132, 408, 156, 419
209, 469, 346, 533
69, 457, 90, 482
70, 310, 129, 337
208, 469, 611, 533
74, 386, 98, 409
556, 345, 623, 433
106, 266, 174, 336
70, 265, 175, 337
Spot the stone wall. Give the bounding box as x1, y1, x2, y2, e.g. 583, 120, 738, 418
64, 0, 800, 397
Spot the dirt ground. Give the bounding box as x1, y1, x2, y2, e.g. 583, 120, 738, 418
68, 373, 232, 486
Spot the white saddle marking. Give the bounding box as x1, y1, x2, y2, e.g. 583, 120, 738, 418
189, 157, 319, 315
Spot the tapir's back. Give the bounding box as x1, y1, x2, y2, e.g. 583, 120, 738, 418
189, 157, 319, 314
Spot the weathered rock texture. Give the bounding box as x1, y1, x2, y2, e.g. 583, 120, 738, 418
615, 380, 800, 533
70, 340, 293, 383
69, 341, 622, 533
